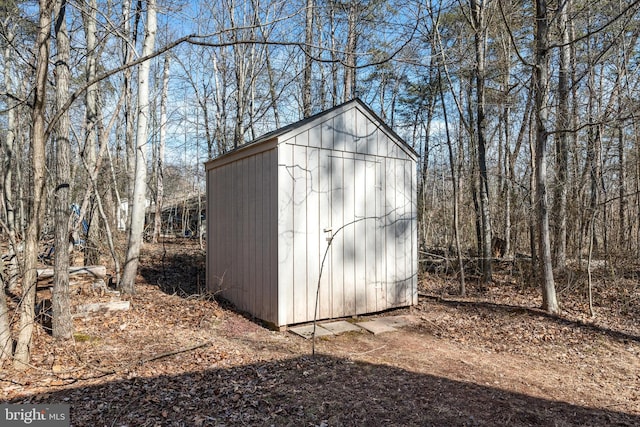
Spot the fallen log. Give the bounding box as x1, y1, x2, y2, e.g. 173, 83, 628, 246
37, 265, 107, 281
75, 301, 130, 315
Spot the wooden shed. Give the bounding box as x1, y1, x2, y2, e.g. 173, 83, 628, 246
205, 99, 418, 328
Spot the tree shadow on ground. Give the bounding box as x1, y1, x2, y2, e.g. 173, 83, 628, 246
9, 354, 638, 426
138, 239, 206, 296
421, 294, 640, 343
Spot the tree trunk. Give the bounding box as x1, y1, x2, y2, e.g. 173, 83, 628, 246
329, 3, 338, 106
248, 0, 282, 129
529, 112, 538, 285
508, 77, 532, 259
439, 70, 465, 295
552, 0, 571, 270
153, 54, 170, 243
568, 11, 580, 260
615, 6, 629, 252
211, 53, 227, 155
82, 0, 101, 266
120, 0, 157, 294
470, 0, 492, 283
344, 0, 357, 102
534, 0, 558, 314
124, 0, 142, 230
0, 256, 12, 363
229, 4, 247, 148
2, 22, 19, 294
52, 0, 73, 339
316, 6, 327, 111
466, 75, 482, 259
500, 38, 512, 257
303, 0, 314, 117
618, 124, 626, 249
14, 0, 53, 369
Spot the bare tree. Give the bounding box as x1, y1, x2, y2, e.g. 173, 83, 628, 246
439, 70, 466, 295
52, 0, 73, 339
1, 12, 20, 294
0, 254, 11, 364
552, 0, 571, 270
14, 0, 54, 369
121, 0, 158, 294
303, 0, 315, 117
533, 0, 558, 314
81, 0, 101, 266
153, 54, 171, 243
123, 0, 142, 228
343, 0, 357, 101
469, 0, 493, 282
228, 0, 247, 147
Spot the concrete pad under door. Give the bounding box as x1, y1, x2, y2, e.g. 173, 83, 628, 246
356, 320, 398, 335
288, 324, 335, 339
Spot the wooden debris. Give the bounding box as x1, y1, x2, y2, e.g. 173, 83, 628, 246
75, 301, 130, 315
37, 265, 107, 286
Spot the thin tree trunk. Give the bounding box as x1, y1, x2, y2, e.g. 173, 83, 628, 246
470, 0, 492, 283
583, 7, 603, 263
329, 3, 338, 106
618, 125, 627, 249
553, 0, 571, 270
507, 78, 532, 259
248, 24, 257, 141
534, 0, 558, 314
14, 0, 53, 369
303, 0, 314, 117
344, 0, 357, 102
153, 54, 170, 243
124, 0, 142, 229
317, 6, 327, 111
81, 156, 121, 287
2, 22, 19, 294
52, 0, 73, 339
587, 209, 596, 317
212, 53, 226, 155
568, 6, 580, 261
230, 3, 246, 148
500, 37, 511, 257
0, 255, 12, 363
439, 71, 465, 295
616, 12, 629, 250
106, 145, 123, 227
249, 0, 281, 127
466, 76, 482, 260
265, 52, 280, 128
120, 0, 157, 294
529, 110, 538, 285
82, 0, 101, 266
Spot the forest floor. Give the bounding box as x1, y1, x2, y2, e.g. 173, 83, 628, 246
2, 239, 639, 426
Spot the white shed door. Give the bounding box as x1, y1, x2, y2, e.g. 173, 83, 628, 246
326, 153, 383, 318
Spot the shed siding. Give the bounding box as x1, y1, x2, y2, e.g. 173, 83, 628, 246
207, 148, 278, 324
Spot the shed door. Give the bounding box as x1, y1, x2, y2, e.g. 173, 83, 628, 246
324, 153, 382, 319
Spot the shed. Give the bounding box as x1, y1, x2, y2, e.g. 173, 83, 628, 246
205, 99, 418, 328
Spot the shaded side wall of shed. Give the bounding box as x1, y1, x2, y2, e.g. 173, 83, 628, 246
276, 105, 418, 326
207, 147, 279, 324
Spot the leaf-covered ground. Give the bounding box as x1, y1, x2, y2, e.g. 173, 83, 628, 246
1, 240, 639, 426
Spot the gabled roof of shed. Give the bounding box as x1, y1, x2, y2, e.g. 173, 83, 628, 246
205, 98, 417, 170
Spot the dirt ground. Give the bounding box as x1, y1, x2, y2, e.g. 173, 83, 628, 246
2, 239, 639, 426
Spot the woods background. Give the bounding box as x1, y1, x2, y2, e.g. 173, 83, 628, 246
1, 0, 640, 367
